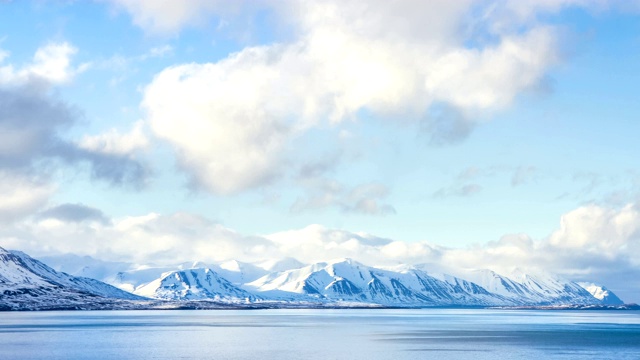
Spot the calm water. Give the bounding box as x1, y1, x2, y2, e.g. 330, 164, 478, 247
0, 309, 639, 359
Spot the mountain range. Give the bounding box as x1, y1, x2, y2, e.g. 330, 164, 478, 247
0, 246, 629, 310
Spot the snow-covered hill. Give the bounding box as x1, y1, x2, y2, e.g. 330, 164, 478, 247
0, 246, 144, 310
134, 268, 256, 302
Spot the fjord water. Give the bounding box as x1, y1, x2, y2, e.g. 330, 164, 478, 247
0, 309, 639, 359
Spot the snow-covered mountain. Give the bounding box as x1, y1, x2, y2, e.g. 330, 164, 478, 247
578, 282, 624, 305
15, 250, 627, 308
39, 255, 270, 291
455, 268, 610, 306
134, 268, 256, 302
256, 257, 305, 273
0, 246, 144, 310
211, 260, 268, 285
245, 258, 511, 306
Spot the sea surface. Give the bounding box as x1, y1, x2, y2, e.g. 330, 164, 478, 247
0, 308, 639, 359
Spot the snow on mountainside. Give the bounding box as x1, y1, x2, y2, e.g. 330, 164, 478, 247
454, 268, 604, 306
246, 258, 511, 306
212, 260, 268, 285
37, 254, 133, 283
21, 251, 626, 308
39, 255, 273, 291
134, 268, 256, 301
0, 247, 144, 310
256, 257, 305, 272
578, 282, 624, 305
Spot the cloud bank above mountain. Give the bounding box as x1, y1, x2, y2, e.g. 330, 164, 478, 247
3, 201, 639, 302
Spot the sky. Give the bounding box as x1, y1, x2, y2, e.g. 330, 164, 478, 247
1, 0, 640, 302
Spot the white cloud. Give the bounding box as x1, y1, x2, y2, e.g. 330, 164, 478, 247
548, 204, 640, 259
78, 121, 149, 157
0, 171, 52, 223
4, 212, 277, 264
143, 1, 563, 195
5, 204, 638, 273
0, 82, 150, 188
143, 49, 299, 194
24, 42, 88, 84
266, 224, 414, 265
106, 0, 246, 34
434, 203, 640, 301
0, 42, 86, 86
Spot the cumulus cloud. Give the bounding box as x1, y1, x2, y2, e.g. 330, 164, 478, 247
0, 171, 52, 223
0, 84, 150, 188
143, 53, 295, 193
265, 224, 438, 265
1, 210, 430, 267
547, 204, 640, 258
2, 212, 278, 265
0, 43, 150, 189
0, 85, 77, 169
141, 0, 566, 195
78, 121, 149, 157
437, 203, 640, 302
0, 42, 87, 86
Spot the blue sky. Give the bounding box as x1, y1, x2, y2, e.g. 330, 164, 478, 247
1, 1, 640, 301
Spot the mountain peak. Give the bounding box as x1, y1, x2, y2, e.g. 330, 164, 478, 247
578, 282, 624, 305
327, 258, 361, 266
134, 267, 255, 301
257, 257, 304, 272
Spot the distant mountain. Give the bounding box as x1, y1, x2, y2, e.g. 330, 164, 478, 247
245, 258, 510, 306
22, 251, 626, 308
211, 260, 268, 285
39, 254, 223, 293
256, 257, 305, 273
456, 268, 607, 306
134, 268, 256, 302
578, 282, 624, 305
0, 246, 144, 310
37, 253, 133, 283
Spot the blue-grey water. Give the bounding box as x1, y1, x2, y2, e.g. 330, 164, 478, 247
0, 309, 639, 359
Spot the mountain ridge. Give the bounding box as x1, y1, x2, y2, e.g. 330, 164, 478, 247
0, 246, 146, 310
3, 249, 626, 309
